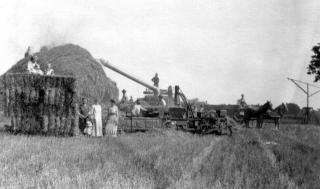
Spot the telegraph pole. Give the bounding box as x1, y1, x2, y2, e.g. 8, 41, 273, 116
287, 78, 320, 124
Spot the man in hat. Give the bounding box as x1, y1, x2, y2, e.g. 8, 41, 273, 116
120, 89, 128, 103
237, 94, 247, 118
237, 94, 247, 109
152, 73, 159, 87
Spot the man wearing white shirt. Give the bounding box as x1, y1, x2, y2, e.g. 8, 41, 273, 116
27, 56, 37, 74
27, 55, 43, 75
132, 100, 146, 116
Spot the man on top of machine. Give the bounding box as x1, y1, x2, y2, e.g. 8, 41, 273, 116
120, 89, 128, 103
152, 73, 159, 87
237, 94, 247, 116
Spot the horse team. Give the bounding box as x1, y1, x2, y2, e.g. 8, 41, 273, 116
243, 101, 288, 129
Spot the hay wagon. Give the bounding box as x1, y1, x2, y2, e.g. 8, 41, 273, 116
3, 73, 80, 136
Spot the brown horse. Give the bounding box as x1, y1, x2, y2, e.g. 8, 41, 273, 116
263, 103, 288, 129
244, 101, 273, 128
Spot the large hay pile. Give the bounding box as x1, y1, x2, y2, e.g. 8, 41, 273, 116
4, 44, 119, 104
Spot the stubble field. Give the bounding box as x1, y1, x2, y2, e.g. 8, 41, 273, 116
0, 115, 319, 189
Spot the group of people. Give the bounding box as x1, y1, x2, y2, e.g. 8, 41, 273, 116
79, 98, 119, 137
25, 46, 54, 76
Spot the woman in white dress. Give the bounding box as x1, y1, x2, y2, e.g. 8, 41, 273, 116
105, 99, 119, 137
92, 99, 103, 137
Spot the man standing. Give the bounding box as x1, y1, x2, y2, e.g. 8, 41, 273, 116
92, 99, 103, 137
237, 94, 247, 109
78, 98, 90, 134
120, 89, 128, 103
151, 73, 159, 87
237, 94, 247, 118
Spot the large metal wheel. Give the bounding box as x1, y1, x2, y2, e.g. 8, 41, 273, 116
200, 124, 209, 135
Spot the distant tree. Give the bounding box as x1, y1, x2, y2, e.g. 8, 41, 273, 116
307, 43, 320, 81
286, 103, 301, 116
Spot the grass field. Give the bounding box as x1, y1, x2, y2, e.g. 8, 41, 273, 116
0, 116, 319, 188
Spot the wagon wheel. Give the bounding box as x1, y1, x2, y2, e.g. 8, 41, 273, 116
176, 125, 183, 130
200, 124, 209, 135
217, 124, 222, 135
164, 120, 178, 130
163, 120, 172, 128
226, 124, 233, 136
219, 121, 231, 136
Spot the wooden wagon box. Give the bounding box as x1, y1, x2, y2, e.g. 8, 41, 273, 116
119, 116, 163, 132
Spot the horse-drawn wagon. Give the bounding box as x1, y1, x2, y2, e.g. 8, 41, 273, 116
232, 101, 288, 129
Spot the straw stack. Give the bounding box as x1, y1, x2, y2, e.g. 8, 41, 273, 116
4, 73, 78, 136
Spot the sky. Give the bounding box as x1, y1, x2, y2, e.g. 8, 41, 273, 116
1, 0, 320, 108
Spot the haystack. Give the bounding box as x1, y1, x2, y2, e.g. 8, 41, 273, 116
4, 44, 119, 105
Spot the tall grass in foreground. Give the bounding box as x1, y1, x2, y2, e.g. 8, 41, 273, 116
258, 126, 320, 189
0, 130, 213, 188
0, 124, 318, 188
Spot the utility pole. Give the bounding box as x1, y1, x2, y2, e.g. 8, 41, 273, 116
287, 78, 320, 124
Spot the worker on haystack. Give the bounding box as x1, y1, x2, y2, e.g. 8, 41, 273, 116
152, 73, 159, 87
46, 63, 54, 76
132, 99, 146, 116
105, 99, 119, 137
34, 64, 44, 75
27, 55, 42, 74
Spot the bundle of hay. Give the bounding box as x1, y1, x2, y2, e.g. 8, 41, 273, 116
3, 73, 78, 135
3, 44, 119, 105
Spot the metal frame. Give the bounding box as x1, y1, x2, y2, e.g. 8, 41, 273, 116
287, 78, 320, 124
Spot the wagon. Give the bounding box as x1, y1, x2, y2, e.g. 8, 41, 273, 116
164, 107, 232, 135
